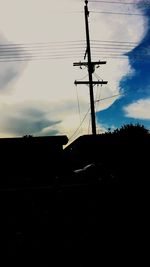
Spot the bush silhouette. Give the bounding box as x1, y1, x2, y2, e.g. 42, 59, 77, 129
111, 123, 149, 137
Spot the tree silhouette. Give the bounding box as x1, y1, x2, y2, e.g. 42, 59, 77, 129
105, 123, 150, 186
111, 123, 149, 137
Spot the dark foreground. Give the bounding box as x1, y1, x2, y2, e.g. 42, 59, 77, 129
0, 131, 149, 266
3, 179, 148, 267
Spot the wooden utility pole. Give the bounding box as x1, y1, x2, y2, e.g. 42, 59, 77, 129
74, 0, 108, 135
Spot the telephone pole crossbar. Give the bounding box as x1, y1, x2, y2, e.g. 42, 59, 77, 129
74, 81, 108, 85
73, 61, 107, 67
73, 0, 108, 135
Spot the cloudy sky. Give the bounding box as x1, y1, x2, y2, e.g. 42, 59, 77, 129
0, 0, 149, 140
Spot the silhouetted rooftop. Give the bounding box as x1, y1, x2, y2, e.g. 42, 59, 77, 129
0, 135, 68, 146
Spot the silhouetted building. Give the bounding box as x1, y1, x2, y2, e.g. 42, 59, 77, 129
0, 135, 68, 188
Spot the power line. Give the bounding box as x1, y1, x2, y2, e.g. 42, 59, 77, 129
0, 54, 149, 63
91, 55, 150, 61
88, 115, 91, 134
0, 51, 86, 57
0, 40, 138, 50
93, 72, 103, 81
90, 10, 144, 16
91, 39, 138, 44
91, 44, 135, 48
69, 93, 123, 142
0, 48, 86, 53
88, 0, 150, 5
94, 75, 103, 113
93, 55, 149, 60
0, 52, 85, 58
91, 49, 149, 56
0, 42, 148, 62
0, 40, 86, 48
91, 52, 141, 56
0, 47, 139, 58
95, 93, 123, 103
56, 11, 83, 14
69, 107, 90, 142
91, 43, 136, 46
0, 49, 134, 58
91, 48, 134, 51
92, 50, 135, 56
0, 48, 148, 61
0, 39, 138, 47
69, 91, 123, 142
0, 45, 86, 49
92, 52, 128, 55
0, 47, 135, 57
75, 86, 82, 133
0, 51, 85, 57
0, 55, 84, 63
0, 44, 136, 52
0, 52, 86, 60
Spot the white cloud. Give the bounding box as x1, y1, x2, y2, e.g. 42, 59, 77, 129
0, 100, 89, 137
89, 0, 146, 43
124, 98, 150, 120
0, 0, 147, 138
0, 33, 27, 92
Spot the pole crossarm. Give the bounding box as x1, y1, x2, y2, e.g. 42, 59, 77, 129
74, 80, 108, 85
73, 60, 107, 67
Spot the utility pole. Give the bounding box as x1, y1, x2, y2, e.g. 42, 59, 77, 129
73, 0, 108, 135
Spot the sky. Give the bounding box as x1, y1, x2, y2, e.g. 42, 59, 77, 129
0, 0, 149, 141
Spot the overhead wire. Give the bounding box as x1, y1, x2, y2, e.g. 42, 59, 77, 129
88, 0, 150, 6
0, 45, 86, 51
88, 114, 91, 134
0, 1, 144, 61
69, 92, 124, 142
91, 40, 138, 44
0, 39, 139, 61
0, 44, 146, 57
0, 48, 139, 56
91, 45, 135, 49
0, 38, 146, 62
92, 54, 150, 60
0, 55, 85, 63
93, 72, 103, 113
0, 41, 140, 52
0, 51, 85, 57
95, 93, 123, 103
0, 46, 136, 54
0, 55, 148, 63
94, 72, 105, 81
0, 39, 138, 47
90, 10, 144, 16
0, 50, 148, 62
95, 83, 102, 113
75, 86, 82, 134
0, 40, 86, 47
69, 107, 91, 142
0, 48, 135, 58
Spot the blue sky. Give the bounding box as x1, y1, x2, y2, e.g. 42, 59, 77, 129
97, 1, 150, 131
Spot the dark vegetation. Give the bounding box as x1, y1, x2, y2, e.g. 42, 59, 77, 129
3, 124, 149, 266
63, 123, 149, 186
